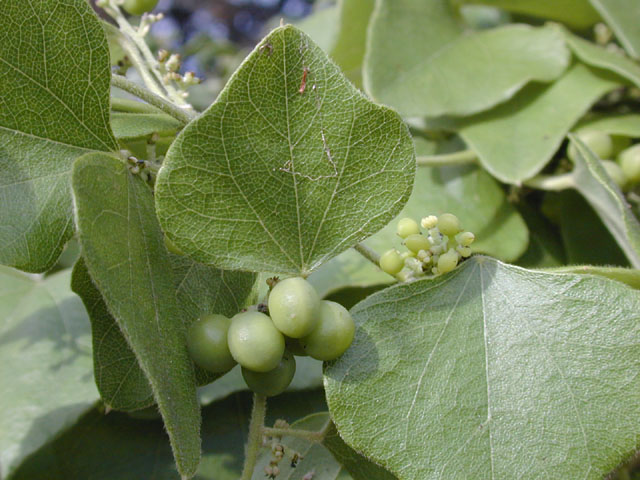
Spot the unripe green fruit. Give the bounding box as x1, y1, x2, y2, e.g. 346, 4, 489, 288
379, 249, 404, 275
242, 352, 296, 397
437, 249, 459, 274
164, 235, 183, 255
187, 314, 236, 373
404, 234, 430, 254
228, 311, 285, 372
568, 130, 613, 161
601, 159, 628, 189
397, 218, 420, 238
268, 277, 320, 338
618, 144, 640, 183
122, 0, 159, 15
437, 213, 461, 236
300, 301, 355, 361
455, 231, 475, 247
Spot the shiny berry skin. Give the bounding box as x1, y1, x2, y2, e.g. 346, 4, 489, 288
437, 249, 459, 274
227, 311, 285, 372
404, 234, 430, 254
268, 277, 320, 338
300, 301, 355, 361
618, 144, 640, 183
242, 351, 296, 397
122, 0, 159, 15
397, 218, 420, 238
187, 314, 236, 373
437, 213, 461, 236
379, 249, 404, 275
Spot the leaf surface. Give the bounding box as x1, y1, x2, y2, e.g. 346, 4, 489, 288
589, 0, 640, 59
155, 25, 415, 274
111, 113, 182, 139
0, 268, 97, 478
72, 153, 200, 477
325, 256, 640, 479
0, 0, 116, 272
575, 113, 640, 137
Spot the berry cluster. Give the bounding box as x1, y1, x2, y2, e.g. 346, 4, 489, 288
379, 213, 475, 280
187, 277, 355, 397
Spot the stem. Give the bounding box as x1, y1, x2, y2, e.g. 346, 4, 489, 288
240, 393, 267, 480
522, 172, 575, 191
416, 149, 477, 167
354, 243, 381, 266
111, 75, 195, 124
261, 426, 327, 443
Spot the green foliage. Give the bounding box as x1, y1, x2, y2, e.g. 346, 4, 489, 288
589, 0, 640, 59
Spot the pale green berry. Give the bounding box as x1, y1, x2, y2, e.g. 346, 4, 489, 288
227, 311, 285, 372
401, 250, 416, 258
397, 218, 420, 238
455, 231, 475, 247
299, 301, 355, 361
242, 351, 296, 397
437, 213, 461, 236
601, 159, 628, 189
123, 0, 159, 15
618, 144, 640, 183
379, 249, 404, 275
187, 314, 236, 373
405, 234, 430, 253
421, 215, 438, 229
437, 249, 459, 274
268, 277, 320, 338
457, 245, 472, 258
568, 130, 613, 161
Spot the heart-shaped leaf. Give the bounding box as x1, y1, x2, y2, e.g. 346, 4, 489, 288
364, 0, 569, 117
0, 0, 117, 272
589, 0, 640, 59
72, 153, 201, 477
0, 267, 97, 478
325, 257, 640, 479
155, 25, 415, 275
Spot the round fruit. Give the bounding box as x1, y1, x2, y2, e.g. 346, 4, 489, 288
404, 234, 430, 254
300, 301, 355, 361
455, 231, 475, 247
187, 314, 236, 373
437, 213, 461, 236
122, 0, 159, 15
241, 352, 296, 397
379, 249, 404, 275
618, 144, 640, 183
568, 130, 613, 162
227, 311, 285, 372
268, 277, 320, 338
437, 249, 459, 274
601, 159, 628, 189
397, 218, 420, 238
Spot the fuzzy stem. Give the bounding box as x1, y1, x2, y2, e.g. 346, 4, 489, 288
416, 149, 478, 167
261, 426, 328, 443
240, 393, 267, 480
111, 74, 195, 124
354, 243, 381, 266
522, 172, 575, 191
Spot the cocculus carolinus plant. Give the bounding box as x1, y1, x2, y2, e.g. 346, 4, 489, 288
1, 0, 640, 479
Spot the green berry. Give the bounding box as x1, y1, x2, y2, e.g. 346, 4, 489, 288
227, 311, 285, 372
618, 144, 640, 183
437, 213, 461, 236
164, 235, 184, 255
187, 314, 236, 373
455, 231, 475, 247
397, 218, 420, 238
601, 159, 628, 189
457, 245, 472, 258
122, 0, 159, 15
379, 249, 404, 275
268, 277, 320, 338
404, 234, 430, 254
300, 301, 355, 361
437, 249, 459, 274
242, 352, 296, 397
568, 130, 613, 161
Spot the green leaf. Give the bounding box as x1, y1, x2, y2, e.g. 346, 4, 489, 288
0, 0, 117, 272
589, 0, 640, 59
366, 16, 569, 117
71, 258, 154, 412
568, 134, 640, 268
155, 25, 415, 275
72, 153, 200, 477
514, 204, 565, 268
111, 113, 182, 139
325, 257, 640, 479
296, 4, 340, 53
456, 0, 601, 29
330, 0, 375, 88
575, 113, 640, 137
11, 390, 328, 480
560, 26, 640, 88
459, 63, 620, 184
0, 267, 98, 478
543, 265, 640, 289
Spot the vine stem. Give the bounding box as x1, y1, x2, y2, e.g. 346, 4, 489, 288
262, 425, 329, 443
240, 393, 267, 480
111, 74, 196, 124
416, 149, 478, 167
354, 243, 381, 266
522, 172, 575, 191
